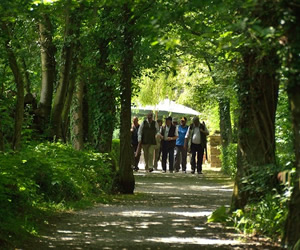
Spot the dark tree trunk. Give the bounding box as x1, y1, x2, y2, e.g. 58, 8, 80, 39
283, 1, 300, 247
51, 8, 80, 139
118, 3, 135, 194
38, 14, 56, 128
97, 38, 116, 153
231, 50, 279, 210
219, 97, 232, 148
1, 22, 25, 151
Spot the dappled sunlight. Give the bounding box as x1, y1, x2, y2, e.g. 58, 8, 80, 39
145, 236, 255, 246
26, 168, 275, 249
169, 211, 212, 217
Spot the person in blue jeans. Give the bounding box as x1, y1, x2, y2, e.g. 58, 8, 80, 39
174, 117, 189, 173
160, 116, 178, 173
184, 117, 209, 174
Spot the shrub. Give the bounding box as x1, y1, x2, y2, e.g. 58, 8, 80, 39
231, 186, 291, 239
0, 142, 114, 247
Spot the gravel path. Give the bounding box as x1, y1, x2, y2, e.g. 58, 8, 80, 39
22, 166, 280, 249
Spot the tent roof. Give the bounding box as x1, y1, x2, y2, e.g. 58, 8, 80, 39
132, 99, 200, 117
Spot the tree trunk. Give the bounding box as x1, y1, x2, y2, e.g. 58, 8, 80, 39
97, 38, 116, 153
51, 9, 80, 139
219, 97, 232, 148
82, 83, 89, 143
231, 50, 279, 210
118, 3, 135, 194
1, 22, 25, 151
38, 14, 56, 128
72, 77, 84, 151
283, 2, 300, 247
62, 56, 79, 142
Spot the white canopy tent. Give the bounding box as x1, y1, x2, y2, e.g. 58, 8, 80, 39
132, 99, 201, 119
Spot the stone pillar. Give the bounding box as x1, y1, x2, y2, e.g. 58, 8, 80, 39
209, 133, 222, 168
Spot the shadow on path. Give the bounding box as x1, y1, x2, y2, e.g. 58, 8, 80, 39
22, 167, 280, 249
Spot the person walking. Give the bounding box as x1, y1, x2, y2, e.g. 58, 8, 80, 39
174, 117, 189, 173
131, 116, 140, 171
184, 117, 209, 174
161, 116, 178, 173
137, 112, 159, 172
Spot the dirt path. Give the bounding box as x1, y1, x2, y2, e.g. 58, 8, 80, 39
22, 167, 280, 249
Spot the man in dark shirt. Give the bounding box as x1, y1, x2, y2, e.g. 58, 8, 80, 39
160, 116, 178, 173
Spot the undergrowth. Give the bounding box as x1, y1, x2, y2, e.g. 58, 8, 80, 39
0, 141, 116, 248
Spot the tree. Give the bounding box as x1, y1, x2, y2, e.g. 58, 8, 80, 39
51, 1, 82, 140
118, 2, 135, 194
1, 22, 25, 150
282, 0, 300, 247
38, 11, 56, 131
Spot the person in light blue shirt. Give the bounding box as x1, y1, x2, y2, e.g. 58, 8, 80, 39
174, 117, 189, 173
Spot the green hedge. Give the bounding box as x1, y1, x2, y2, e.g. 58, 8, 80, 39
0, 142, 114, 248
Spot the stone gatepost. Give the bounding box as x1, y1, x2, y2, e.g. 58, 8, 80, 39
209, 133, 222, 168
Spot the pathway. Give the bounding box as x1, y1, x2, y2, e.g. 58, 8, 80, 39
22, 166, 280, 249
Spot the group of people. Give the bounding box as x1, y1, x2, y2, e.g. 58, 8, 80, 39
131, 112, 209, 174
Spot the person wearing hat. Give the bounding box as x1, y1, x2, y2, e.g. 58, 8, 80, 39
184, 116, 209, 174
172, 117, 178, 127
174, 117, 189, 173
160, 116, 178, 173
137, 112, 160, 172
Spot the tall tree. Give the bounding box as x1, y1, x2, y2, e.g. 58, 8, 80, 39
118, 2, 135, 194
38, 12, 56, 130
1, 22, 25, 150
231, 47, 279, 209
282, 0, 300, 247
51, 2, 81, 139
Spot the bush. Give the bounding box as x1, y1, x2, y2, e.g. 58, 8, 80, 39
0, 142, 114, 248
231, 186, 291, 239
220, 143, 237, 178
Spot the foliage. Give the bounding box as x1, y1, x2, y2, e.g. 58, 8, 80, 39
220, 143, 237, 179
231, 186, 291, 239
241, 164, 282, 201
275, 85, 294, 171
0, 142, 114, 247
207, 205, 229, 223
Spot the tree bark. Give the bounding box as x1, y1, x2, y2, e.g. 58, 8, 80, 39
118, 3, 135, 194
1, 22, 25, 151
61, 54, 79, 142
219, 97, 232, 148
97, 38, 116, 153
283, 1, 300, 247
231, 50, 279, 210
51, 8, 80, 139
38, 14, 56, 128
72, 77, 84, 151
